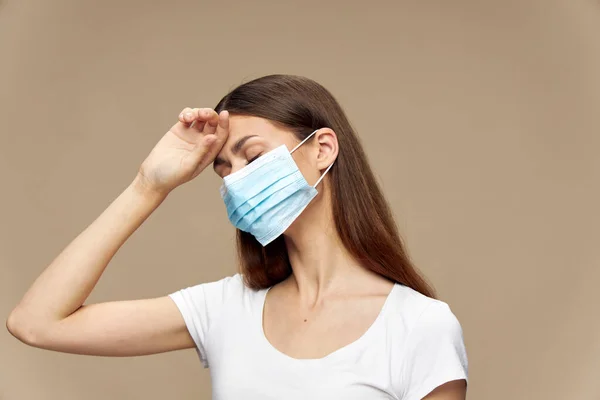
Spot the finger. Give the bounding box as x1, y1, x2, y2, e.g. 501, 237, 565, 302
195, 110, 228, 159
187, 112, 229, 176
188, 108, 201, 129
192, 108, 215, 132
178, 107, 195, 126
188, 132, 218, 172
200, 109, 220, 135
213, 110, 229, 144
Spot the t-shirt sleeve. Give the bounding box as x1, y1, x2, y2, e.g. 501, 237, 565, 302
168, 274, 242, 368
399, 301, 469, 400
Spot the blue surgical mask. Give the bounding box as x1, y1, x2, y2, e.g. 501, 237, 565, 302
219, 129, 334, 246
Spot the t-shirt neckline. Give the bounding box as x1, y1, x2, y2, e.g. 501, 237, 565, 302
257, 282, 398, 365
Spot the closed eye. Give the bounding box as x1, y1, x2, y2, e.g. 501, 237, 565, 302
246, 153, 263, 165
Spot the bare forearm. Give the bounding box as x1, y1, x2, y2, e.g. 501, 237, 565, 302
9, 175, 168, 328
7, 108, 226, 354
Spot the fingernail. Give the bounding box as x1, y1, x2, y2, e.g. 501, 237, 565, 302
185, 112, 192, 119
179, 113, 183, 119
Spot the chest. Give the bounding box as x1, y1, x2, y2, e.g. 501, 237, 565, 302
208, 320, 398, 400
262, 293, 389, 360
203, 289, 405, 400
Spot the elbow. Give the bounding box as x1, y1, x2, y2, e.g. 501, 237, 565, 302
6, 308, 45, 347
6, 308, 21, 338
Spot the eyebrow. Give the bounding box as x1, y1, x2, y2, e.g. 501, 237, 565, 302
213, 135, 259, 170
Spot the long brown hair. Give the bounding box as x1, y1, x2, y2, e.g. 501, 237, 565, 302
214, 75, 436, 298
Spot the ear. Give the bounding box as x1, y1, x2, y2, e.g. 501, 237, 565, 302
313, 128, 338, 170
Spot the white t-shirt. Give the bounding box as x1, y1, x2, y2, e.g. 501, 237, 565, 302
169, 274, 468, 400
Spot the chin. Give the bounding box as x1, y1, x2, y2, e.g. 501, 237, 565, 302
281, 218, 303, 241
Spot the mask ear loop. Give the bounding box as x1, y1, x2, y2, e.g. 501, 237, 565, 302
313, 161, 335, 188
289, 129, 335, 188
290, 129, 319, 153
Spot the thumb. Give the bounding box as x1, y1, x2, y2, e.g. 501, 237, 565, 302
189, 134, 218, 168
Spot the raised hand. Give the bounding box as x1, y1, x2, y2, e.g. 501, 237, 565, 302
137, 107, 229, 195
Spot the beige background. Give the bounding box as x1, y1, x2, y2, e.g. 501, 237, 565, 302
1, 1, 599, 399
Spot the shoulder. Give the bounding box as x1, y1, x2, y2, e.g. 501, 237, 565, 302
168, 273, 260, 316
167, 273, 260, 368
175, 273, 247, 293
386, 284, 469, 398
385, 283, 458, 329
200, 273, 248, 298
385, 283, 466, 360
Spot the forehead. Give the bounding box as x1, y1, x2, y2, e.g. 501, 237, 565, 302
227, 115, 282, 141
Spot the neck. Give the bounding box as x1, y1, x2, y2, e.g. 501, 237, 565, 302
283, 196, 370, 305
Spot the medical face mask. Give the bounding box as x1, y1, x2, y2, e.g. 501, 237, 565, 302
219, 129, 334, 246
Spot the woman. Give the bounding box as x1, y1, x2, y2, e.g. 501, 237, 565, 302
7, 75, 468, 399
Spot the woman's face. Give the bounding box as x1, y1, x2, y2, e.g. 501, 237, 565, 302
212, 115, 328, 187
